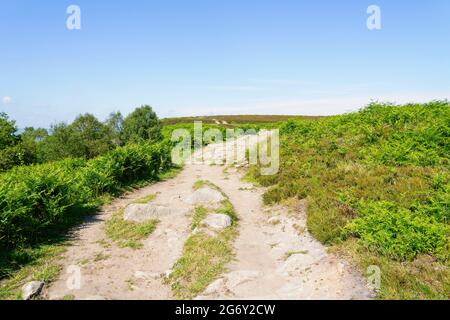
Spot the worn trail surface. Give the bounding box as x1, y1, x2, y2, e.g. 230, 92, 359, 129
46, 135, 373, 300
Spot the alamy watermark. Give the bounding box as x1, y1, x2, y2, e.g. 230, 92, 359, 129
66, 265, 81, 290
367, 5, 382, 30
367, 265, 381, 292
66, 5, 81, 30
65, 5, 381, 31
170, 122, 279, 176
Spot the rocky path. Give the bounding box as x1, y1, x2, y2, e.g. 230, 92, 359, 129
45, 134, 373, 300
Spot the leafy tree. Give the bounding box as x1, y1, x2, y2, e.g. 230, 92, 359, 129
17, 127, 49, 164
37, 123, 75, 162
121, 105, 162, 144
0, 113, 24, 171
21, 127, 48, 143
0, 112, 18, 149
106, 111, 124, 147
70, 113, 114, 158
38, 114, 114, 162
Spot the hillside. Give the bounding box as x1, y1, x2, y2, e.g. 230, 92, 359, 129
248, 101, 450, 299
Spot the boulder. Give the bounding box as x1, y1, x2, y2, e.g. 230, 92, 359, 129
123, 204, 171, 222
22, 281, 44, 300
202, 214, 232, 230
185, 187, 224, 206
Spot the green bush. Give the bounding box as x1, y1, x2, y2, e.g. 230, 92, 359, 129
250, 101, 450, 298
0, 141, 172, 249
345, 201, 449, 260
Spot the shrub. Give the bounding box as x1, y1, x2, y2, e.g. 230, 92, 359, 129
0, 140, 172, 249
345, 201, 449, 260
249, 101, 450, 298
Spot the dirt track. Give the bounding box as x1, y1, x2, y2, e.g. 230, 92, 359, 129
46, 134, 373, 300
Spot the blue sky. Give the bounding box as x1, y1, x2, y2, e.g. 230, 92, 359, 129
0, 0, 449, 128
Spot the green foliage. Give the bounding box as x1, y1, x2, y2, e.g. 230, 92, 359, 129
0, 112, 18, 149
162, 114, 321, 125
121, 105, 162, 144
345, 201, 449, 260
0, 140, 173, 250
38, 114, 115, 162
0, 106, 163, 172
0, 113, 36, 172
249, 101, 450, 299
105, 208, 159, 249
191, 206, 208, 230
106, 111, 124, 147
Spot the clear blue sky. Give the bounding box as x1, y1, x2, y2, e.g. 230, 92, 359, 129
1, 0, 449, 128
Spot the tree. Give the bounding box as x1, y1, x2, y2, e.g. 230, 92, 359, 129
0, 112, 18, 149
37, 123, 75, 162
106, 111, 124, 147
121, 105, 162, 144
0, 114, 47, 171
21, 127, 49, 143
38, 114, 115, 162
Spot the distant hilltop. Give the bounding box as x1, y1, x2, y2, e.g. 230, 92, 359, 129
161, 114, 324, 125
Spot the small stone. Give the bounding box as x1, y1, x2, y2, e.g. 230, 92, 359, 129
202, 214, 232, 230
22, 281, 44, 300
123, 204, 171, 222
164, 270, 172, 277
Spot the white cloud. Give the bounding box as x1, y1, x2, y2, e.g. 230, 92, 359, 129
2, 96, 12, 105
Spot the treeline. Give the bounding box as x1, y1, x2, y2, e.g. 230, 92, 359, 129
0, 105, 162, 172
0, 104, 174, 251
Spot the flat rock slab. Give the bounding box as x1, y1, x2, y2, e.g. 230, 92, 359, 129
276, 253, 325, 276
185, 187, 224, 206
203, 278, 225, 295
202, 213, 232, 230
123, 204, 171, 222
22, 281, 44, 300
226, 270, 262, 289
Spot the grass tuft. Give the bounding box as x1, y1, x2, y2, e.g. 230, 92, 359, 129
131, 193, 157, 205
105, 209, 159, 250
168, 181, 238, 299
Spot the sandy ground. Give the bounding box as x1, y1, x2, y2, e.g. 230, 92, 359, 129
45, 133, 373, 300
